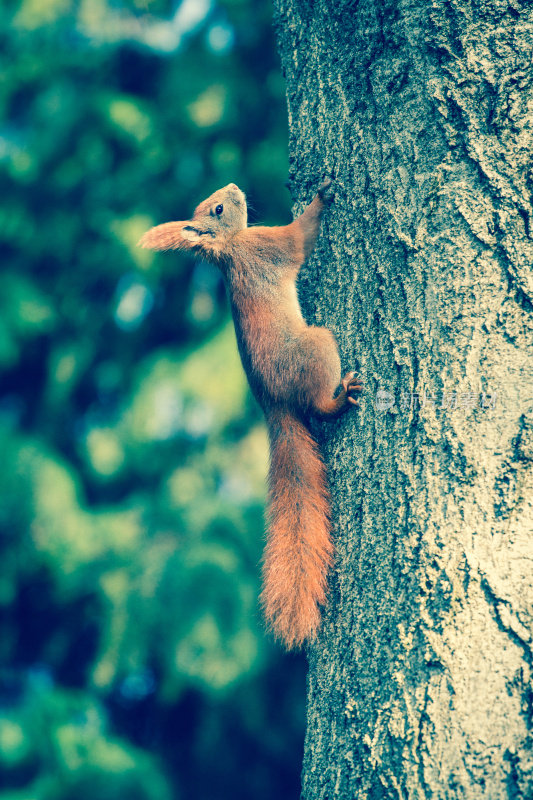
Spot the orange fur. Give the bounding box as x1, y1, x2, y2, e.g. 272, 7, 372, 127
139, 181, 362, 649
138, 220, 223, 260
263, 409, 333, 648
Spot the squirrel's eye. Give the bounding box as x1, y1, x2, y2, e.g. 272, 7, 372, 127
215, 204, 223, 216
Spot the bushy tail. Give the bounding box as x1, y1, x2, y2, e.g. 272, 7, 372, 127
262, 409, 333, 649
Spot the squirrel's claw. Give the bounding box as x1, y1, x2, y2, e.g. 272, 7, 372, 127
341, 371, 355, 392
339, 370, 363, 411
343, 372, 363, 391
318, 177, 335, 203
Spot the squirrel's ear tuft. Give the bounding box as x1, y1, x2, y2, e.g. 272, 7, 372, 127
138, 221, 197, 251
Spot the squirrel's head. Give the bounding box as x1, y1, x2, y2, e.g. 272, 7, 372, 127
138, 184, 247, 257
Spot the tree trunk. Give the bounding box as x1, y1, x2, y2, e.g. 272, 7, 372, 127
273, 0, 533, 797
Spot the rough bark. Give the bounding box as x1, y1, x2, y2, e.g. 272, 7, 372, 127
273, 0, 533, 797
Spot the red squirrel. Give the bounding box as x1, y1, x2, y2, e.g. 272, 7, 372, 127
139, 180, 362, 649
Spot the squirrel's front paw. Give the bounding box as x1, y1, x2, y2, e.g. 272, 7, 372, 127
318, 177, 335, 203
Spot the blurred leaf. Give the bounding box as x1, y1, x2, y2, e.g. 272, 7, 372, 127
14, 0, 72, 30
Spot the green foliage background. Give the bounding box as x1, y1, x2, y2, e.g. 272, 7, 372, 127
0, 1, 306, 797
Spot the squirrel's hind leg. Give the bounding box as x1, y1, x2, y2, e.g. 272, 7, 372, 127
297, 327, 362, 419
313, 371, 363, 419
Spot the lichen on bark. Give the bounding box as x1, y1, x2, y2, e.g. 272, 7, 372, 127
273, 0, 533, 797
